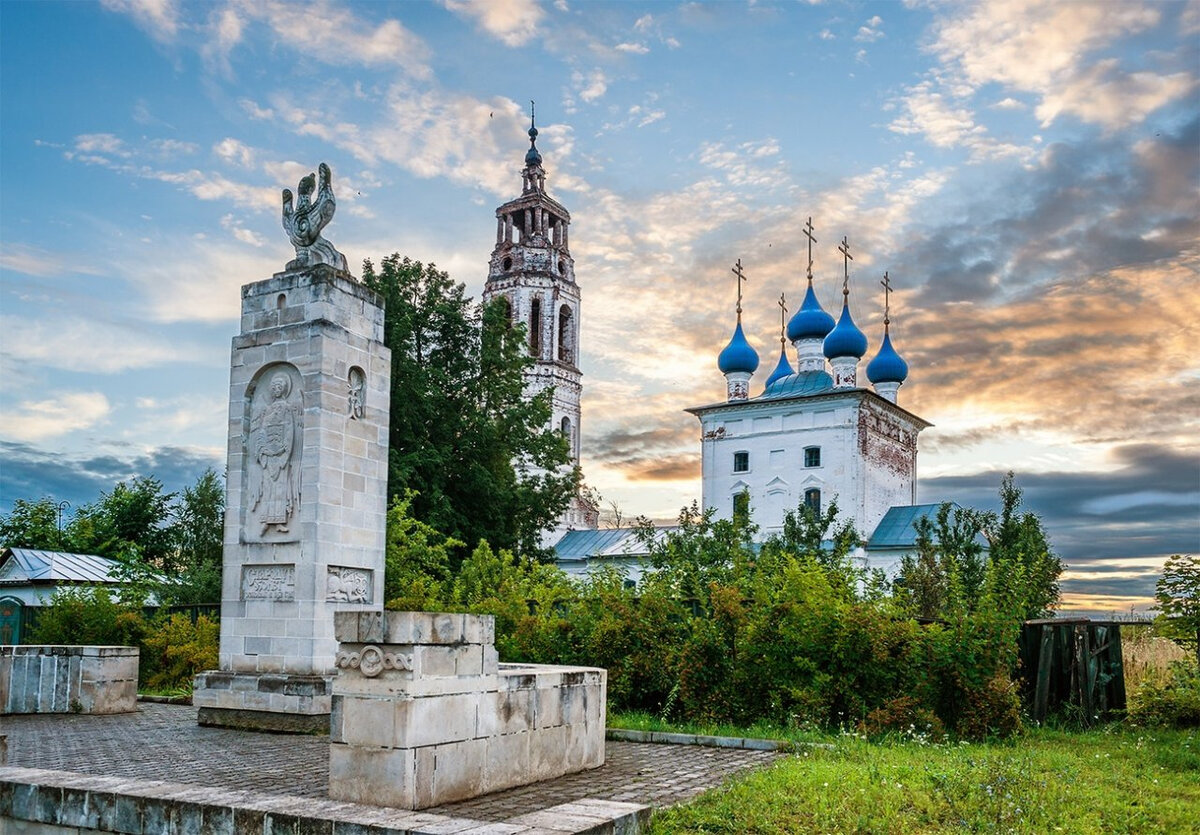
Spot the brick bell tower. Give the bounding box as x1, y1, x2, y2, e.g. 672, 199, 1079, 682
481, 105, 597, 543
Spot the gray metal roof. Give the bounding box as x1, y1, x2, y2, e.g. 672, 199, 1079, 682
866, 504, 957, 550
0, 548, 121, 584
553, 527, 679, 562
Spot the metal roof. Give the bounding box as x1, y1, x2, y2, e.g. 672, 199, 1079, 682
0, 548, 121, 584
553, 527, 679, 562
866, 504, 967, 550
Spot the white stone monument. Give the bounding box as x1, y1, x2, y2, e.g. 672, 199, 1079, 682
194, 163, 391, 732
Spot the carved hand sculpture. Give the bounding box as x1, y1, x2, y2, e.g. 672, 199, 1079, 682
282, 162, 348, 272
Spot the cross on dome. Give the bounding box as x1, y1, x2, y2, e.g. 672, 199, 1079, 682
803, 217, 817, 285
838, 236, 853, 299
732, 258, 748, 322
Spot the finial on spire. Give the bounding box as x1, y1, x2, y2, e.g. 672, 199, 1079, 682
803, 217, 817, 285
881, 270, 892, 331
530, 100, 536, 132
732, 259, 747, 322
778, 293, 788, 347
837, 235, 853, 300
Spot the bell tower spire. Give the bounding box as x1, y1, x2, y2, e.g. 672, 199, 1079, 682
482, 105, 595, 542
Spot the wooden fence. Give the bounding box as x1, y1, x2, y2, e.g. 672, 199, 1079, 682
1018, 618, 1136, 725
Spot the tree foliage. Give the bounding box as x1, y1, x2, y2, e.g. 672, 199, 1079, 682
1155, 554, 1200, 665
362, 254, 576, 561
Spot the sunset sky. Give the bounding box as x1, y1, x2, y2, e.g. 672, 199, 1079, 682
1, 0, 1197, 613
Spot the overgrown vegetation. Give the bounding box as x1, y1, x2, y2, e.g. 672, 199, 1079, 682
647, 726, 1199, 834
381, 476, 1061, 739
27, 587, 217, 693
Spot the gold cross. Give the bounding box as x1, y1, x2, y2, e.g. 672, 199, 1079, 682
778, 292, 788, 345
880, 270, 892, 326
838, 236, 853, 298
732, 259, 747, 320
803, 217, 817, 283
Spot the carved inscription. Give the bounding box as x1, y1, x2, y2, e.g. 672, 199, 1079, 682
246, 364, 303, 542
242, 564, 296, 601
335, 645, 413, 677
326, 566, 371, 603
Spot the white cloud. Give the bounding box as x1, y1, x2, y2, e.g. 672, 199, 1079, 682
239, 0, 432, 78
634, 14, 654, 31
574, 70, 609, 103
201, 6, 244, 76
442, 0, 545, 47
100, 0, 180, 43
239, 98, 275, 121
889, 83, 1033, 161
1035, 61, 1196, 130
615, 42, 650, 54
213, 137, 255, 167
220, 214, 266, 247
855, 15, 884, 42
990, 97, 1025, 110
0, 245, 104, 278
819, 28, 834, 40
0, 315, 191, 372
0, 392, 112, 443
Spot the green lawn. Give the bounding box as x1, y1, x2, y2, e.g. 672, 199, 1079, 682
644, 725, 1199, 834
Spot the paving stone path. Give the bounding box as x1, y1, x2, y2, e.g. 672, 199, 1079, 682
2, 703, 783, 820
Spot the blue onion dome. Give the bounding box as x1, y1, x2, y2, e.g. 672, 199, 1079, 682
787, 285, 836, 341
525, 124, 543, 165
764, 346, 794, 388
866, 331, 909, 384
718, 322, 759, 374
823, 303, 868, 359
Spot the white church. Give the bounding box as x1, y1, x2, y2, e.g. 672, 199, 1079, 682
483, 115, 941, 573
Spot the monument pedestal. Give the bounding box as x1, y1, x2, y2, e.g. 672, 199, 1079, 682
194, 263, 391, 732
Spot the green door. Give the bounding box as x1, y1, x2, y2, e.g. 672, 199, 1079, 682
0, 596, 22, 644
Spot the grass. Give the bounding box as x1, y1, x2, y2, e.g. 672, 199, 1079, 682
1124, 625, 1190, 692
609, 710, 835, 745
645, 725, 1200, 834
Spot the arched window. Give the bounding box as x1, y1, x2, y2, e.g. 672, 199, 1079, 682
500, 296, 513, 329
804, 488, 821, 515
557, 305, 574, 363
733, 490, 750, 525
529, 298, 542, 357
560, 416, 572, 454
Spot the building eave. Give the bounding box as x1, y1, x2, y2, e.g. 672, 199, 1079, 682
685, 387, 933, 429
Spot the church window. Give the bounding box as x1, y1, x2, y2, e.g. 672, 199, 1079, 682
500, 297, 513, 329
503, 256, 512, 271
733, 491, 750, 525
560, 416, 572, 451
804, 446, 821, 468
557, 305, 574, 363
733, 451, 749, 473
804, 489, 821, 515
529, 299, 542, 357
558, 259, 566, 275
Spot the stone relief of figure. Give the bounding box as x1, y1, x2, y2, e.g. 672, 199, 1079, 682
326, 567, 370, 603
347, 366, 365, 420
249, 370, 302, 537
282, 162, 348, 273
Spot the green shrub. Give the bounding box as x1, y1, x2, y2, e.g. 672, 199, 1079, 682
860, 695, 946, 741
28, 587, 149, 647
1128, 660, 1200, 728
140, 613, 219, 692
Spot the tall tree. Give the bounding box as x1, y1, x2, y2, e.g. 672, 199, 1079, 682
362, 255, 575, 561
68, 477, 176, 569
0, 498, 69, 551
1155, 554, 1200, 665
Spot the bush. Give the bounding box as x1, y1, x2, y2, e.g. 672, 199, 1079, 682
861, 695, 946, 741
1128, 660, 1200, 728
140, 613, 219, 692
28, 587, 149, 647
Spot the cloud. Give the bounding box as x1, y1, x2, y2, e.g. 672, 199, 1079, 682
925, 0, 1193, 130
100, 0, 181, 43
573, 69, 609, 103
614, 42, 650, 54
0, 314, 202, 372
237, 0, 432, 78
213, 137, 255, 167
220, 213, 266, 247
889, 82, 1033, 161
0, 393, 112, 442
0, 245, 104, 278
0, 441, 223, 513
855, 15, 884, 43
442, 0, 545, 46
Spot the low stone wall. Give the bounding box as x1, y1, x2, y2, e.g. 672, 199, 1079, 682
0, 646, 138, 715
192, 671, 331, 733
329, 611, 606, 810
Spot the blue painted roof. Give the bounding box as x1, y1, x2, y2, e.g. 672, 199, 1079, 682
763, 346, 794, 389
717, 322, 759, 374
759, 369, 834, 399
553, 527, 678, 561
787, 285, 836, 341
824, 303, 868, 359
0, 548, 120, 584
865, 504, 988, 550
866, 331, 909, 384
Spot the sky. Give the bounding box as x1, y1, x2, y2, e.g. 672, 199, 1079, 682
1, 0, 1197, 614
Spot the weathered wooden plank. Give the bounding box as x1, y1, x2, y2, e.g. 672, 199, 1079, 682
1034, 623, 1054, 722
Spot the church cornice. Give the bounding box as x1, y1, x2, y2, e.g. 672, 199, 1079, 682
685, 387, 932, 430
496, 193, 571, 220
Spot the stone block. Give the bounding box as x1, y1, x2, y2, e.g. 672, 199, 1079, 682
328, 744, 415, 808
413, 737, 488, 808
